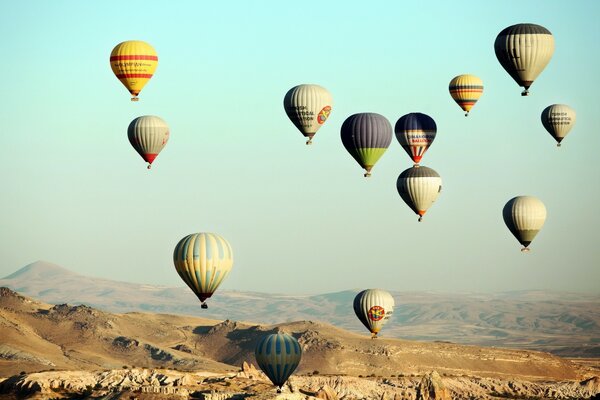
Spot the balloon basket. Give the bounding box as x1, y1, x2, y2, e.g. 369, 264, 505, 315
364, 172, 371, 178
201, 302, 208, 309
418, 216, 423, 222
147, 164, 152, 170
131, 97, 140, 102
521, 247, 530, 253
557, 143, 561, 148
521, 90, 529, 97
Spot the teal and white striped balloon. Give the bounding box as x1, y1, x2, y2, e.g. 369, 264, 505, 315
255, 333, 302, 391
173, 232, 233, 308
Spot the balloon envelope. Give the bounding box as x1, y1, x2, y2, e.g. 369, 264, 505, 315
449, 75, 483, 116
283, 84, 333, 145
173, 233, 233, 307
340, 113, 392, 177
394, 113, 437, 164
396, 166, 442, 221
255, 333, 302, 389
494, 24, 554, 96
128, 115, 170, 169
503, 196, 547, 251
110, 40, 158, 101
353, 289, 395, 338
541, 104, 576, 147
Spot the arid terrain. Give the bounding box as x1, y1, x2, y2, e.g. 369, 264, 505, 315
1, 287, 599, 399
2, 261, 599, 358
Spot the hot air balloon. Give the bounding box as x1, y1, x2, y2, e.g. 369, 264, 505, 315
541, 104, 576, 147
494, 23, 554, 96
396, 166, 442, 222
340, 113, 392, 177
110, 40, 158, 101
173, 233, 233, 309
128, 116, 170, 169
353, 289, 395, 338
283, 84, 333, 145
255, 333, 302, 392
395, 113, 437, 165
503, 196, 547, 252
449, 75, 484, 116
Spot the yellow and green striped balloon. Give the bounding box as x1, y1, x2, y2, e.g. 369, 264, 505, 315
173, 232, 233, 308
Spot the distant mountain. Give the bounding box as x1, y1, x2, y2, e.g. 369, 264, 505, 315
2, 261, 599, 356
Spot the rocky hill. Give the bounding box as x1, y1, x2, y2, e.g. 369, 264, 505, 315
1, 287, 599, 399
2, 261, 599, 357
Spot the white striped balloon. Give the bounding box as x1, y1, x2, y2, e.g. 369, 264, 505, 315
503, 196, 547, 252
283, 84, 333, 145
541, 104, 576, 147
127, 115, 170, 169
173, 232, 233, 308
396, 166, 442, 221
353, 289, 395, 338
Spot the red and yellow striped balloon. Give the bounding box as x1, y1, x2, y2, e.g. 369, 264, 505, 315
449, 74, 483, 116
110, 40, 158, 101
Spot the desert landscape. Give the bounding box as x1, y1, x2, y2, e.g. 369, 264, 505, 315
1, 281, 599, 399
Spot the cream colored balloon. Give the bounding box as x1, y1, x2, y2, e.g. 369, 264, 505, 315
494, 23, 555, 96
283, 84, 333, 145
503, 196, 547, 252
541, 104, 576, 147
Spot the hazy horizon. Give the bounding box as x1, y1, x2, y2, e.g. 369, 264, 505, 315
1, 1, 599, 295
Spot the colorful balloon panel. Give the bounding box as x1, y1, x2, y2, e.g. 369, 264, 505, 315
173, 233, 234, 307
110, 40, 158, 101
503, 196, 547, 252
255, 333, 302, 389
494, 24, 554, 96
353, 289, 395, 337
396, 166, 442, 221
283, 84, 333, 145
127, 115, 170, 169
394, 113, 437, 164
449, 74, 483, 116
541, 104, 576, 147
340, 113, 392, 177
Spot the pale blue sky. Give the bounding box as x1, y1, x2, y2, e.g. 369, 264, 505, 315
1, 1, 599, 294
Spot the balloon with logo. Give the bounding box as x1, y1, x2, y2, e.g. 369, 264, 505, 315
449, 74, 484, 116
173, 232, 233, 309
397, 166, 442, 222
353, 289, 395, 338
110, 40, 158, 101
494, 23, 555, 96
255, 333, 302, 392
340, 112, 392, 177
283, 84, 333, 145
395, 113, 437, 165
503, 196, 547, 252
541, 104, 576, 147
128, 115, 170, 169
